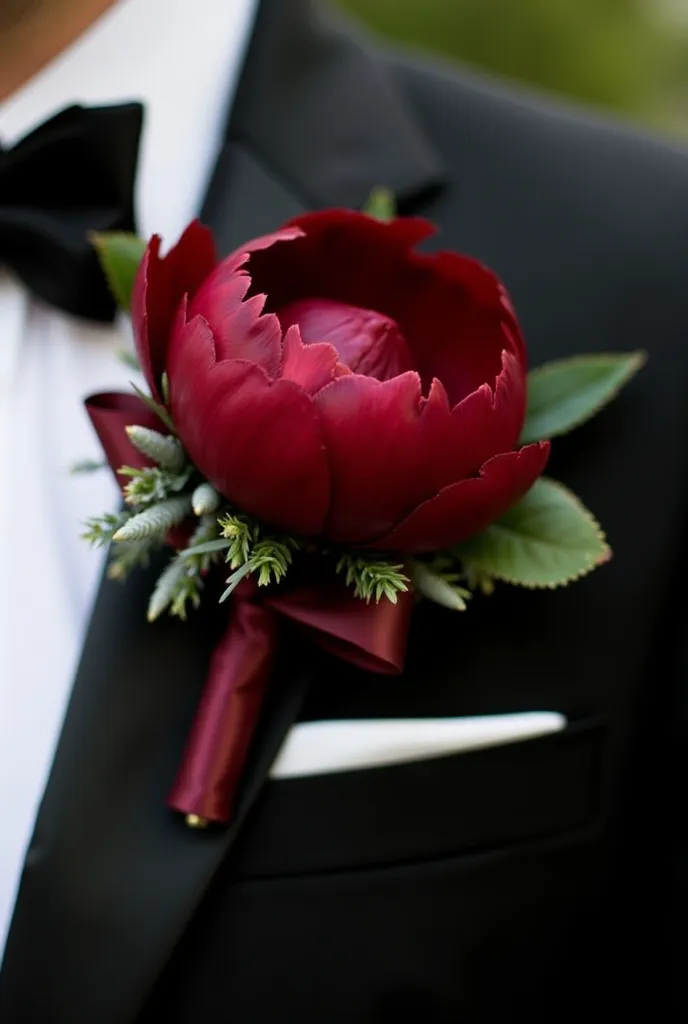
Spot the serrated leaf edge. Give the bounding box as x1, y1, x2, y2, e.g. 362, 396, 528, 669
522, 350, 646, 442
463, 478, 611, 590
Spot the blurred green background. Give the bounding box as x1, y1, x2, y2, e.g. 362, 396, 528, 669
337, 0, 688, 139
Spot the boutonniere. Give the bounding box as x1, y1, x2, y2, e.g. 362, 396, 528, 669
81, 191, 643, 828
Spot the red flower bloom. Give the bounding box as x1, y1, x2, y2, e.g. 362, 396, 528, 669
132, 211, 549, 553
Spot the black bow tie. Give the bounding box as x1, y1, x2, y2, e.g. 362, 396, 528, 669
0, 102, 143, 322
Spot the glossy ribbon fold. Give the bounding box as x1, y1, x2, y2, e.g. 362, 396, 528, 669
87, 393, 413, 824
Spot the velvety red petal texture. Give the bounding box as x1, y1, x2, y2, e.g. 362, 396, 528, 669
166, 308, 330, 535
243, 210, 433, 314
385, 250, 525, 407
85, 392, 166, 486
132, 220, 217, 400
243, 209, 526, 405
421, 348, 524, 487
372, 443, 551, 553
188, 227, 304, 378
313, 349, 527, 545
278, 297, 414, 381
280, 325, 345, 395
315, 371, 429, 542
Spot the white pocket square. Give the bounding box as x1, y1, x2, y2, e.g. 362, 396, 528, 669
269, 711, 567, 779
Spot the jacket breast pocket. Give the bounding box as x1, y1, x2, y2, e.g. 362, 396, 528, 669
230, 715, 606, 878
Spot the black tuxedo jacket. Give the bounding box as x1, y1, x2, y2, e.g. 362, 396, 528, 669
1, 2, 684, 1021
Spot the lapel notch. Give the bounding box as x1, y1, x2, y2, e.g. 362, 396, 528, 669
203, 0, 446, 254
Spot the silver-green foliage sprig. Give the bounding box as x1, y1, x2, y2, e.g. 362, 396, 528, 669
335, 553, 409, 604
214, 513, 301, 601
191, 482, 221, 516
147, 514, 221, 622
82, 510, 162, 582
125, 425, 185, 472
83, 424, 197, 584
218, 513, 258, 569
113, 495, 192, 542
251, 538, 299, 588
82, 511, 132, 547
117, 426, 192, 508
119, 466, 173, 506
408, 557, 472, 610
108, 538, 160, 581
119, 464, 192, 511
147, 557, 202, 622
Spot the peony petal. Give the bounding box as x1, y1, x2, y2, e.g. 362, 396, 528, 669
425, 348, 527, 488
371, 443, 551, 554
386, 249, 526, 407
166, 311, 330, 535
280, 324, 344, 395
85, 392, 166, 486
188, 227, 304, 378
242, 209, 436, 313
315, 371, 438, 544
208, 290, 283, 376
278, 297, 414, 382
314, 349, 527, 545
243, 210, 525, 409
132, 221, 217, 400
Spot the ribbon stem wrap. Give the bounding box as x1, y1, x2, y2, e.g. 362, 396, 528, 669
167, 592, 279, 824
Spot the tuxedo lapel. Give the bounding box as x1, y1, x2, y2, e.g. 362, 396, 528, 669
201, 0, 445, 252
0, 3, 445, 1021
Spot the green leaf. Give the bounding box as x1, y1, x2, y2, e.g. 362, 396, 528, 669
91, 232, 147, 312
521, 351, 645, 443
362, 186, 396, 222
455, 477, 610, 589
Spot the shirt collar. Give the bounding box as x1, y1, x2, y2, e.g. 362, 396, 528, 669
0, 0, 258, 242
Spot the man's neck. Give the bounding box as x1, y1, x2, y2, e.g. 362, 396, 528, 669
0, 0, 117, 103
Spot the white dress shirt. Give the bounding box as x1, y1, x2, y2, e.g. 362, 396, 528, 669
0, 0, 258, 959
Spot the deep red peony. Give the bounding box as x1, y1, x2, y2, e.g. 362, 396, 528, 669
132, 210, 549, 554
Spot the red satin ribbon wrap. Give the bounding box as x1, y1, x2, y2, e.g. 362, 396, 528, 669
87, 393, 413, 825
167, 579, 412, 823
167, 588, 280, 822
